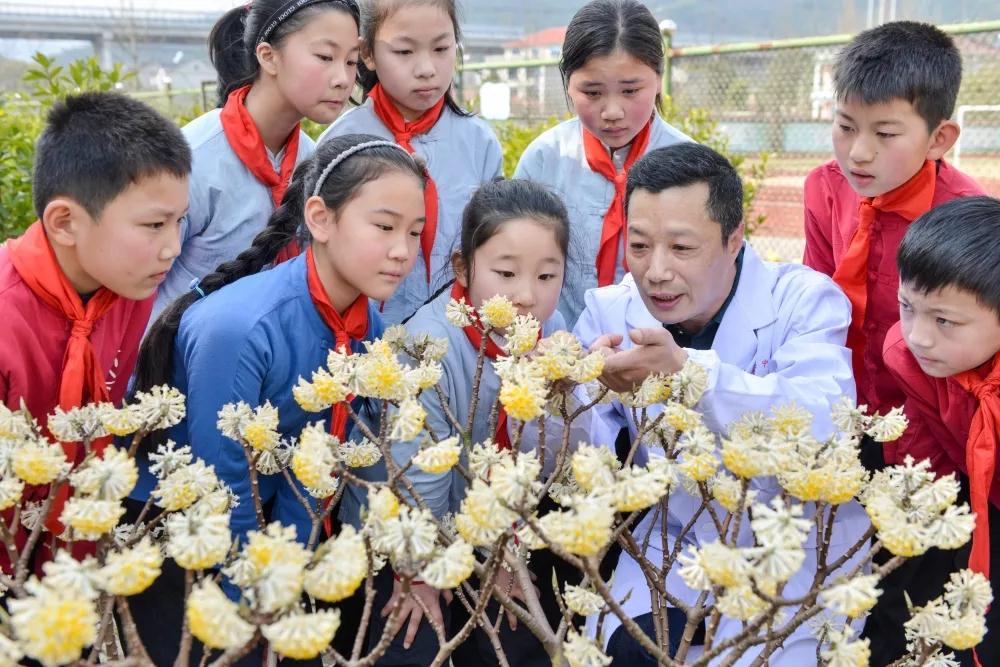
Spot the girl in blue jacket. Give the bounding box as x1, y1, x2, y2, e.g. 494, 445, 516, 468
128, 134, 426, 664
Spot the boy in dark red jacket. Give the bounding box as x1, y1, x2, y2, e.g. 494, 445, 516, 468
883, 196, 1000, 666
0, 92, 189, 561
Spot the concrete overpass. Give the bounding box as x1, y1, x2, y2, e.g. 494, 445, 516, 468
0, 3, 522, 68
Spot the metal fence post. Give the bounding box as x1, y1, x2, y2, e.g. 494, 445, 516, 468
660, 19, 676, 102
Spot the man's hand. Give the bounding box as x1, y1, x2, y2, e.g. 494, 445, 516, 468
381, 578, 453, 649
592, 327, 688, 392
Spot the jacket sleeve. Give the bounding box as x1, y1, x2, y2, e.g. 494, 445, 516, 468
882, 325, 958, 474
686, 275, 854, 440
802, 168, 836, 275
179, 321, 290, 547
482, 128, 504, 180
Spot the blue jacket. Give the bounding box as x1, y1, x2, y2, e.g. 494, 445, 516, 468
133, 254, 384, 546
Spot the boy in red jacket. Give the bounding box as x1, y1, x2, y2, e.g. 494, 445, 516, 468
0, 92, 189, 560
883, 196, 1000, 665
803, 21, 983, 470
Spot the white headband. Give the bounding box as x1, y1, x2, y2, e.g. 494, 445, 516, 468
311, 140, 412, 197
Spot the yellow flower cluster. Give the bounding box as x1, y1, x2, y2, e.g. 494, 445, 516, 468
413, 436, 461, 474
263, 610, 341, 660
862, 456, 974, 557
100, 537, 163, 596
60, 497, 124, 540
9, 578, 98, 667
154, 459, 221, 511
563, 585, 604, 616
305, 526, 368, 602
166, 510, 232, 570
187, 579, 255, 650
233, 523, 310, 614
357, 340, 409, 401
217, 401, 280, 452
562, 630, 612, 667
11, 437, 67, 485
420, 539, 476, 589
291, 423, 338, 498
70, 446, 138, 501
479, 295, 517, 330
537, 495, 615, 558
454, 479, 516, 546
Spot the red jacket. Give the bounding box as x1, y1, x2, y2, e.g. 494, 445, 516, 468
0, 244, 153, 429
882, 323, 999, 507
804, 159, 983, 462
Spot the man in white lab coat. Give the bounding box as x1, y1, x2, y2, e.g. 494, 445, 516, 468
573, 143, 868, 665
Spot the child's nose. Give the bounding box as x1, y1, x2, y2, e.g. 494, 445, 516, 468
848, 135, 875, 163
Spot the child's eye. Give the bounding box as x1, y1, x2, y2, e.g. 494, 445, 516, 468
838, 124, 854, 133
583, 91, 601, 99
539, 273, 558, 281
144, 222, 165, 230
936, 317, 955, 327
876, 132, 897, 139
494, 270, 515, 279
898, 301, 913, 313
629, 243, 647, 252
434, 46, 451, 53
672, 245, 693, 253
409, 229, 422, 238
622, 88, 639, 95
393, 49, 412, 56
376, 223, 393, 232
316, 54, 334, 62
347, 59, 359, 68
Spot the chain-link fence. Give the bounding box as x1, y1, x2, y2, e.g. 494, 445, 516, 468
457, 21, 1000, 262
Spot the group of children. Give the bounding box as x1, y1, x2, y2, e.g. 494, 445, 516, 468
1, 0, 998, 664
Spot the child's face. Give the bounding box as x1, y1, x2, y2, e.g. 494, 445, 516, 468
899, 281, 1000, 378
265, 9, 360, 124
364, 4, 457, 121
832, 97, 943, 197
307, 171, 425, 310
626, 182, 743, 332
65, 172, 188, 300
567, 50, 659, 150
458, 218, 564, 324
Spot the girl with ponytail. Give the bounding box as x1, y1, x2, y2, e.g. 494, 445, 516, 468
127, 134, 426, 664
318, 0, 503, 325
153, 0, 362, 320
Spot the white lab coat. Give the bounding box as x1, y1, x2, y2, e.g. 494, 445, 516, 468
573, 243, 869, 665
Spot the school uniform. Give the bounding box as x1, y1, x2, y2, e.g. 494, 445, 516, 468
862, 325, 1000, 667
803, 159, 983, 465
128, 252, 381, 665
574, 243, 869, 665
513, 116, 691, 326
0, 222, 154, 573
369, 286, 568, 667
318, 100, 503, 325
153, 108, 316, 319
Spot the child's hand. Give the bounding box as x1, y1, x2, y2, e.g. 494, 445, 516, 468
493, 565, 538, 630
597, 327, 688, 392
382, 578, 453, 649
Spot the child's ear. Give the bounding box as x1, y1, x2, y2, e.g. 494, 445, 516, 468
41, 198, 87, 249
451, 252, 468, 287
256, 42, 279, 77
360, 38, 376, 73
303, 196, 333, 244
726, 221, 746, 255
926, 119, 960, 161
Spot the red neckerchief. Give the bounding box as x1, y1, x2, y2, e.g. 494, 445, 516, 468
306, 247, 369, 536
833, 160, 936, 382
582, 118, 653, 286
305, 246, 369, 440
955, 354, 1000, 583
450, 282, 514, 449
369, 83, 445, 283
220, 84, 301, 207
7, 222, 118, 532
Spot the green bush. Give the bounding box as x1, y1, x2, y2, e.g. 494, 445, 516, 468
0, 53, 134, 240
1, 54, 768, 242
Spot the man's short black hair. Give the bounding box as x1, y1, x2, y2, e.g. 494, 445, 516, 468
32, 92, 191, 220
898, 196, 1000, 318
625, 142, 743, 242
834, 21, 962, 131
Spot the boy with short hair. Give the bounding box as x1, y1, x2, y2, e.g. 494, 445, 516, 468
803, 21, 983, 468
0, 92, 190, 542
882, 196, 1000, 664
